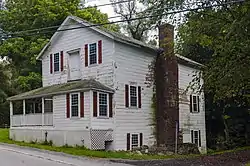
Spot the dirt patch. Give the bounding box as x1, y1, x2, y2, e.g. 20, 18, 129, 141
112, 150, 250, 166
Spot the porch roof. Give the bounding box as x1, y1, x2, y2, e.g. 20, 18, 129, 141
7, 79, 114, 101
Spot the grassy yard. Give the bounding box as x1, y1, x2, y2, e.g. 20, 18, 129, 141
0, 128, 250, 161
0, 128, 182, 160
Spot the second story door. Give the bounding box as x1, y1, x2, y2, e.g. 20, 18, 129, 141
68, 51, 81, 81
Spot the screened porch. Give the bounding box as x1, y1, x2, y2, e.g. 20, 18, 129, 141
10, 97, 53, 127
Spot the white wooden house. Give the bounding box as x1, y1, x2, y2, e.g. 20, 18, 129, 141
8, 16, 207, 153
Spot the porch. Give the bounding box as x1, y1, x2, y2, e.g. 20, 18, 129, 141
10, 97, 53, 127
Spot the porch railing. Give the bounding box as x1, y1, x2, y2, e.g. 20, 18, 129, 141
11, 113, 53, 127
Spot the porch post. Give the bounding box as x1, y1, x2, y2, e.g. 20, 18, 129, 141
42, 98, 45, 126
23, 100, 26, 125
10, 101, 13, 127
23, 100, 26, 115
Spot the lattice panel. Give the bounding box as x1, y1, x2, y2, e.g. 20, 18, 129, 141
90, 129, 113, 150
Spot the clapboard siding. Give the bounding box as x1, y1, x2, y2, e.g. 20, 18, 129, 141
42, 21, 115, 88
53, 92, 90, 130
113, 42, 156, 150
178, 64, 207, 153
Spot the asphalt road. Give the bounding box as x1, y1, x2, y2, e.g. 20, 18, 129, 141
0, 144, 131, 166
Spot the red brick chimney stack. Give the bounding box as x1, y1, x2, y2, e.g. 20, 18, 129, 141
155, 23, 179, 146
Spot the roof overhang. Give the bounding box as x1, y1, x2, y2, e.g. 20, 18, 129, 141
8, 79, 114, 101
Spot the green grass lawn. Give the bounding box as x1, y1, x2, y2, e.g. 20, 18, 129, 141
0, 128, 182, 160
0, 128, 250, 160
246, 163, 250, 166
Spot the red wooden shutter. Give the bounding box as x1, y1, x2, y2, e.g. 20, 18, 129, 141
125, 84, 129, 108
140, 133, 143, 147
197, 96, 200, 112
127, 133, 130, 150
191, 130, 194, 143
50, 54, 53, 74
98, 40, 102, 64
93, 92, 97, 117
85, 44, 88, 67
80, 92, 84, 118
138, 86, 142, 108
199, 130, 201, 147
190, 95, 193, 112
60, 51, 64, 72
66, 94, 70, 118
109, 93, 113, 118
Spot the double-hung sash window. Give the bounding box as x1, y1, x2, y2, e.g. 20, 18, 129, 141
130, 86, 137, 107
54, 53, 60, 72
71, 93, 79, 117
89, 43, 97, 65
190, 95, 200, 113
125, 84, 141, 108
99, 93, 108, 117
131, 134, 139, 149
191, 130, 201, 147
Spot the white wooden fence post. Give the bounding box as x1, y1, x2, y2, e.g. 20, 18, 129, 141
42, 98, 45, 126
23, 100, 26, 125
10, 101, 13, 127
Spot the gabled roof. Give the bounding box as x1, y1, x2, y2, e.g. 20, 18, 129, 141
7, 79, 114, 101
36, 16, 157, 60
37, 15, 202, 68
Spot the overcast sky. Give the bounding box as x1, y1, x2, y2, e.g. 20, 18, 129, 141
86, 0, 116, 18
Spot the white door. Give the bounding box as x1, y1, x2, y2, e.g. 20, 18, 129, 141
68, 52, 81, 81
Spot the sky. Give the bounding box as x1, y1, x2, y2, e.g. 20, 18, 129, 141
85, 0, 116, 18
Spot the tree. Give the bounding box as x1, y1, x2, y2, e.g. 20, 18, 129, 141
110, 0, 156, 41
0, 0, 119, 126
177, 1, 250, 149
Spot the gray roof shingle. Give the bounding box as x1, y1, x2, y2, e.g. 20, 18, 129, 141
8, 79, 114, 101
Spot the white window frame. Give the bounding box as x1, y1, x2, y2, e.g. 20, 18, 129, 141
191, 130, 201, 147
191, 95, 199, 113
97, 92, 109, 118
88, 42, 98, 66
53, 52, 60, 73
128, 85, 139, 108
131, 133, 140, 150
70, 93, 80, 118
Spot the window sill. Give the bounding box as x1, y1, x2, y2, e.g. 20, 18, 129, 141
126, 107, 140, 110
52, 71, 61, 75
69, 117, 82, 120
190, 112, 200, 114
88, 64, 98, 68
97, 116, 110, 119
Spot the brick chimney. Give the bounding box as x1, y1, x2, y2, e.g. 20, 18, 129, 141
155, 23, 179, 146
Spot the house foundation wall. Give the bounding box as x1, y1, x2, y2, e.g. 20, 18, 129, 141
9, 128, 91, 148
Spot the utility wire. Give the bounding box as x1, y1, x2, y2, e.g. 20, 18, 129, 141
83, 0, 135, 9
2, 0, 241, 35
2, 0, 245, 39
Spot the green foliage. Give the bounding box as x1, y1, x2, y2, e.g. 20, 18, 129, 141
178, 2, 250, 101
177, 1, 250, 150
0, 0, 120, 126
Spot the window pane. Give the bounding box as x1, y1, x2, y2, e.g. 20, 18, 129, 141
99, 105, 107, 116
194, 131, 199, 145
130, 86, 137, 107
193, 96, 197, 104
71, 106, 79, 117
131, 134, 139, 149
71, 94, 79, 117
193, 103, 198, 112
54, 53, 60, 72
44, 100, 53, 113
192, 96, 198, 112
89, 43, 97, 65
99, 93, 107, 117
